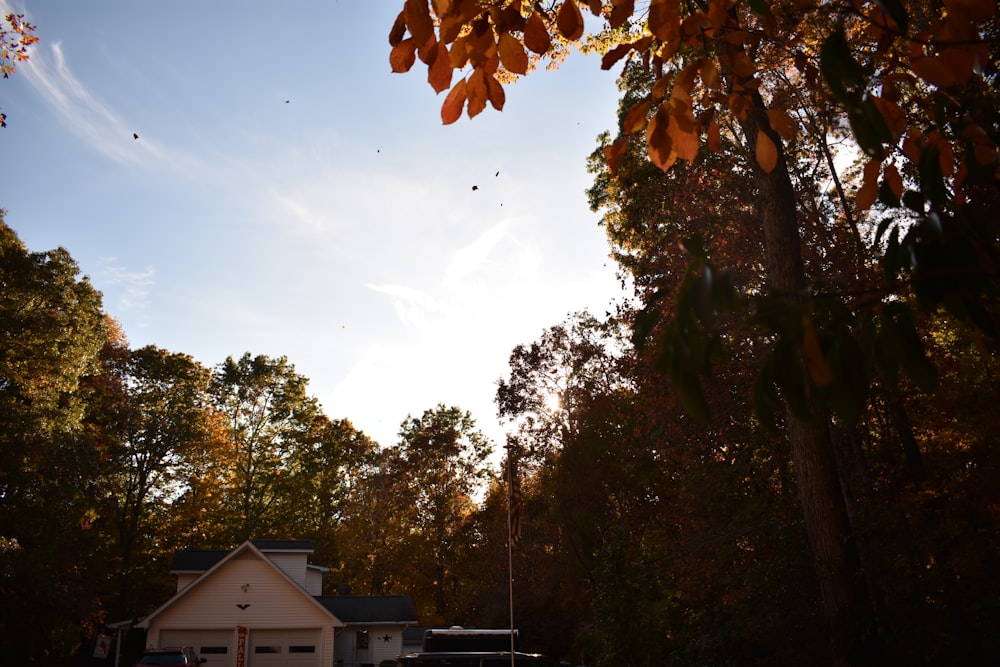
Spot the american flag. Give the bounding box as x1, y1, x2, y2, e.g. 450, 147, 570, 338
508, 453, 523, 546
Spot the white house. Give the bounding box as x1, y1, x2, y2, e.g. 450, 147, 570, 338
138, 540, 417, 667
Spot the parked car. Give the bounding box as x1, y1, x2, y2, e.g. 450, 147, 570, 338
134, 647, 207, 666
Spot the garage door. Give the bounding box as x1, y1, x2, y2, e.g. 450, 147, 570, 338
249, 629, 320, 667
160, 630, 234, 667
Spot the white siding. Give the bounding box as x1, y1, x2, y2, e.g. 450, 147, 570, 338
148, 550, 335, 667
264, 552, 308, 588
176, 573, 199, 592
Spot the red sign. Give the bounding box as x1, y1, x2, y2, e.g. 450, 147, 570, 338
237, 626, 247, 667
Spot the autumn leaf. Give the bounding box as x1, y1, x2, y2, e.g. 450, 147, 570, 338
427, 41, 453, 93
765, 109, 797, 141
667, 108, 699, 162
404, 0, 435, 46
707, 118, 722, 152
646, 104, 677, 171
884, 162, 904, 200
648, 0, 681, 53
467, 68, 488, 118
486, 71, 506, 110
441, 77, 468, 124
557, 0, 585, 41
871, 96, 906, 142
498, 32, 529, 75
855, 158, 882, 212
609, 0, 636, 29
603, 137, 628, 173
390, 38, 418, 73
755, 131, 778, 173
524, 10, 552, 54
389, 10, 407, 46
623, 100, 650, 133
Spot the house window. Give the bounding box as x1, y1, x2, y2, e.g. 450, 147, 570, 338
357, 630, 370, 649
289, 646, 316, 653
200, 647, 228, 654
254, 646, 282, 654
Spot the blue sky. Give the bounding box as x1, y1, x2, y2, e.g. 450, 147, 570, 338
1, 1, 629, 447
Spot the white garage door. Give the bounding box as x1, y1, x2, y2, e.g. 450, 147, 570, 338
160, 630, 234, 667
249, 629, 320, 667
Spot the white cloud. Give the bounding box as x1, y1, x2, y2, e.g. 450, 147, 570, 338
96, 258, 156, 321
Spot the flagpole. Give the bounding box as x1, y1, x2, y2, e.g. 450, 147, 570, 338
505, 442, 517, 667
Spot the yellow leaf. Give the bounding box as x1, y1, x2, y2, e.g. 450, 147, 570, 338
557, 0, 584, 41
524, 10, 552, 54
498, 32, 529, 75
441, 78, 467, 124
755, 131, 778, 173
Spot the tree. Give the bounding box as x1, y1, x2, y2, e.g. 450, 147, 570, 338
85, 335, 215, 617
0, 214, 108, 663
388, 3, 998, 663
208, 353, 322, 543
0, 13, 38, 127
390, 405, 494, 623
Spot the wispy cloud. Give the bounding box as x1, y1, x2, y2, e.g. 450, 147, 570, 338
96, 258, 156, 322
445, 220, 510, 282
366, 283, 443, 329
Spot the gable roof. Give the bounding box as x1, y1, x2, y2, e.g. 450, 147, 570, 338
140, 540, 338, 628
315, 595, 418, 624
170, 539, 315, 572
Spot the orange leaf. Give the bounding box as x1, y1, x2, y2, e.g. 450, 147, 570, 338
646, 104, 677, 171
557, 0, 585, 40
603, 137, 628, 173
467, 68, 488, 118
585, 0, 604, 16
884, 162, 904, 200
601, 42, 633, 71
755, 131, 778, 173
855, 158, 882, 212
871, 96, 906, 142
911, 55, 956, 88
765, 109, 797, 141
701, 58, 721, 91
623, 100, 650, 133
610, 0, 636, 29
964, 124, 998, 166
389, 10, 407, 46
486, 71, 505, 110
404, 0, 435, 46
441, 78, 468, 125
667, 109, 699, 162
707, 118, 722, 152
648, 0, 681, 52
498, 32, 529, 75
427, 42, 453, 93
390, 38, 418, 73
524, 11, 552, 54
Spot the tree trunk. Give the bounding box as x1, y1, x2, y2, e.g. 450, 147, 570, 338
740, 99, 882, 665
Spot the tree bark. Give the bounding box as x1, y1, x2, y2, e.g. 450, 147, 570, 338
740, 99, 882, 665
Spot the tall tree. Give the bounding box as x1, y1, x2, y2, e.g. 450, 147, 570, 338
388, 3, 999, 663
208, 353, 321, 543
85, 335, 214, 617
0, 215, 108, 663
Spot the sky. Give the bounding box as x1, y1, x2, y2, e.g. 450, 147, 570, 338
0, 1, 630, 449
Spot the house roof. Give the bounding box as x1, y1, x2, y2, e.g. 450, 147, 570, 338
170, 540, 315, 572
141, 541, 339, 629
315, 595, 418, 624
